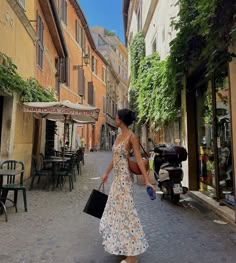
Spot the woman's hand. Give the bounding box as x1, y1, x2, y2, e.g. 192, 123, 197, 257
101, 173, 109, 183
146, 182, 155, 192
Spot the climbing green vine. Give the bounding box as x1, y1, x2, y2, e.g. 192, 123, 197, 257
169, 0, 236, 86
0, 52, 56, 102
129, 0, 236, 128
129, 32, 145, 87
137, 53, 177, 126
129, 34, 177, 127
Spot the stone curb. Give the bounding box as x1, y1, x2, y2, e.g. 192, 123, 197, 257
189, 191, 236, 226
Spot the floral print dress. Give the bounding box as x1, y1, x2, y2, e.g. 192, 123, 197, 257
99, 137, 149, 256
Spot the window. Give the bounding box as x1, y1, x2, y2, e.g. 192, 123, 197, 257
37, 14, 44, 69
92, 56, 97, 74
87, 46, 91, 62
152, 38, 157, 52
102, 67, 106, 82
88, 82, 94, 105
60, 0, 67, 25
80, 27, 86, 51
18, 0, 25, 8
66, 57, 70, 87
75, 20, 80, 43
162, 27, 165, 42
137, 8, 142, 31
103, 96, 106, 113
78, 68, 85, 97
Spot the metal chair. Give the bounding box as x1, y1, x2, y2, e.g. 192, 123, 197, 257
0, 160, 27, 213
29, 156, 51, 190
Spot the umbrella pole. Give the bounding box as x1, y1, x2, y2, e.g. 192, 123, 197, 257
70, 122, 74, 151
63, 115, 67, 160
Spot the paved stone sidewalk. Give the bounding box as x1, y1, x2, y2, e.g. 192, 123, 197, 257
0, 151, 236, 263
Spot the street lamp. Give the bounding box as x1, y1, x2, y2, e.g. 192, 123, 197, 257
73, 53, 90, 70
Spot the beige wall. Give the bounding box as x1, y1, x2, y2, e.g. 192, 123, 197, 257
0, 0, 35, 178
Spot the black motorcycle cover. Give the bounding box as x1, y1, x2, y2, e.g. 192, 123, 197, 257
154, 145, 187, 163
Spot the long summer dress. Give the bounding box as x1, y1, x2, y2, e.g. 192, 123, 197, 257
99, 137, 149, 256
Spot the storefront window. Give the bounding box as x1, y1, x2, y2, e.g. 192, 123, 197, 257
215, 77, 234, 206
195, 77, 234, 206
196, 82, 216, 198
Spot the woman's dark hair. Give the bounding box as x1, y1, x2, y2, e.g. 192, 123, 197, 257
117, 109, 137, 127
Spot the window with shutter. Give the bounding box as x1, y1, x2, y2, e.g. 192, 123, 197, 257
93, 89, 96, 107
103, 96, 106, 113
66, 57, 70, 87
37, 14, 44, 69
75, 20, 79, 43
60, 0, 67, 25
87, 46, 91, 61
102, 67, 106, 82
59, 57, 66, 83
88, 82, 94, 106
80, 27, 83, 48
78, 68, 85, 97
82, 30, 86, 52
92, 56, 97, 74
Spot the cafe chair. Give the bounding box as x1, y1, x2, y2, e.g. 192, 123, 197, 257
56, 157, 76, 191
0, 200, 8, 222
0, 160, 27, 213
29, 156, 51, 190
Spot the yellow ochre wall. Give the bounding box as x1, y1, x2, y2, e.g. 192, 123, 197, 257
0, 0, 36, 178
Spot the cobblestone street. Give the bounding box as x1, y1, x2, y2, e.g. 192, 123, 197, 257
0, 151, 236, 263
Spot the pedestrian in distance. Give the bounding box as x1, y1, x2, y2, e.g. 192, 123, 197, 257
100, 108, 155, 263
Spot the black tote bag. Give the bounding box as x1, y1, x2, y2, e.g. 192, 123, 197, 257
83, 183, 108, 219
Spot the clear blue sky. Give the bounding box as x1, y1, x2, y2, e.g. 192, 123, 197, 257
78, 0, 125, 43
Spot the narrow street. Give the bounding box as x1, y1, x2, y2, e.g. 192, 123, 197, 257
0, 151, 235, 263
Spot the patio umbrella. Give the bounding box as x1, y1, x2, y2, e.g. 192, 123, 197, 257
22, 100, 100, 157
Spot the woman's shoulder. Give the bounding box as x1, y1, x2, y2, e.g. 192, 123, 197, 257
129, 132, 138, 142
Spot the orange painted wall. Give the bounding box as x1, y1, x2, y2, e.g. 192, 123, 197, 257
57, 1, 107, 149
35, 2, 58, 94
91, 51, 107, 148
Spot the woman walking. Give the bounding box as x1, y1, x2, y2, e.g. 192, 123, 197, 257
100, 109, 155, 263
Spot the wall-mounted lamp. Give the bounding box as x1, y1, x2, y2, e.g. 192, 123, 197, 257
73, 53, 90, 70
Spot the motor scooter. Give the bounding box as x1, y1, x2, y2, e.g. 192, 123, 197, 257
152, 144, 188, 204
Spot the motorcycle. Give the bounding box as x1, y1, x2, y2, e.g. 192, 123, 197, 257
152, 144, 188, 204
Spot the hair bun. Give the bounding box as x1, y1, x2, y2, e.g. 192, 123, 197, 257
130, 111, 137, 121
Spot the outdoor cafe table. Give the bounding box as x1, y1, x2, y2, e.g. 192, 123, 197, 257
43, 158, 70, 190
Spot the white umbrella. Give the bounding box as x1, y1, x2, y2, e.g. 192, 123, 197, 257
22, 100, 100, 156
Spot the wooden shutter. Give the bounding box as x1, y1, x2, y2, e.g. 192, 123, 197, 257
66, 57, 70, 87
37, 14, 44, 68
75, 20, 79, 42
88, 81, 94, 105
59, 57, 66, 83
78, 68, 85, 96
64, 0, 67, 24
103, 96, 106, 113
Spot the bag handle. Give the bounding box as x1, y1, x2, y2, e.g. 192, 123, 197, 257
129, 134, 150, 158
139, 142, 150, 158
98, 182, 105, 193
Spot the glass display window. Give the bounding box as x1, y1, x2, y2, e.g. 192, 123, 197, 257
196, 82, 216, 198
215, 77, 234, 206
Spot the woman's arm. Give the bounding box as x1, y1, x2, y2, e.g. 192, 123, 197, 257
130, 134, 151, 186
101, 159, 113, 183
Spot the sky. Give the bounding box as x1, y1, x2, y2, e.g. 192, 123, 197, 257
78, 0, 125, 43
